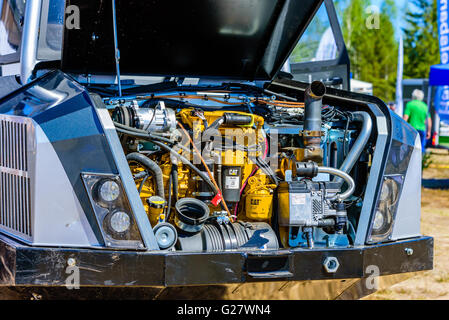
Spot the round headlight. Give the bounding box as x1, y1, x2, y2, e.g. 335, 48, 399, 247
99, 180, 120, 203
373, 210, 385, 232
109, 211, 131, 233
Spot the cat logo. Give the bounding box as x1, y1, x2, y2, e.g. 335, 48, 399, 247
251, 199, 261, 206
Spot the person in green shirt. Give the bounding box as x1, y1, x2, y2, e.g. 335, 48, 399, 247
403, 89, 432, 152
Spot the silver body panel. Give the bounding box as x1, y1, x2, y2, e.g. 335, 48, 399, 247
391, 135, 422, 240
354, 104, 389, 246
0, 114, 100, 247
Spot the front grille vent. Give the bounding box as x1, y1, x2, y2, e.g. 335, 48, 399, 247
0, 120, 28, 171
0, 116, 33, 239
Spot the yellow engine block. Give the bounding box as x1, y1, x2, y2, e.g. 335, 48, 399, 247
131, 109, 277, 226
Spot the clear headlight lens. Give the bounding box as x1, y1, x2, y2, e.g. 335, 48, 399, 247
368, 175, 404, 243
82, 173, 144, 249
379, 182, 390, 202
110, 211, 131, 233
373, 210, 385, 232
99, 180, 120, 203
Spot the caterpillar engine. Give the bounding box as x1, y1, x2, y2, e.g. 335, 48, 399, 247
110, 81, 371, 252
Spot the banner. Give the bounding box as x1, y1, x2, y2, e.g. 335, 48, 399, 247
437, 0, 449, 125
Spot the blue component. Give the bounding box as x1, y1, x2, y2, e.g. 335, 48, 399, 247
289, 228, 350, 248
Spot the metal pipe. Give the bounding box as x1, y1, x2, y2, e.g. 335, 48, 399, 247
304, 81, 326, 139
318, 166, 355, 201
335, 111, 373, 183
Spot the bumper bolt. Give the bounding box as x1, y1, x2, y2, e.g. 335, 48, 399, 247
323, 257, 340, 273
405, 248, 414, 256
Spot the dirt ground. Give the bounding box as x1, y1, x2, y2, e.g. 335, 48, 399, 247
365, 148, 449, 300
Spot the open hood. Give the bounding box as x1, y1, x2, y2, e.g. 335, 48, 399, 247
62, 0, 322, 81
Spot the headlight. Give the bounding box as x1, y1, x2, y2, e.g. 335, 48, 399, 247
82, 173, 144, 249
373, 210, 385, 232
109, 211, 131, 234
99, 180, 120, 203
379, 183, 390, 202
367, 175, 404, 244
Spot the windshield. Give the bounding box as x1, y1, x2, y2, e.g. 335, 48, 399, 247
289, 2, 337, 64
0, 0, 26, 58
37, 0, 64, 61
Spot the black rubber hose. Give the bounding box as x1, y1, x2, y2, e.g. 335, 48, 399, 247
166, 171, 173, 219
172, 165, 179, 204
116, 125, 217, 194
126, 153, 165, 199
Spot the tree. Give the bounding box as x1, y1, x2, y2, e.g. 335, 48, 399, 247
341, 0, 398, 102
403, 0, 439, 79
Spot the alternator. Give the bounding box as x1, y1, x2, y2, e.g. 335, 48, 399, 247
114, 101, 177, 133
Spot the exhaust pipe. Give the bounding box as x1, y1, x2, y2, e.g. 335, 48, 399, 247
301, 81, 326, 161
304, 81, 326, 134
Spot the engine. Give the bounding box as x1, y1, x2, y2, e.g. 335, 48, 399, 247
108, 81, 372, 252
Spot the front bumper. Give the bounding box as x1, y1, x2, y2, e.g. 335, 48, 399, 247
0, 233, 433, 287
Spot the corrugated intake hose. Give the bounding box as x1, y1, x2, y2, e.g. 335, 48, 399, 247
127, 153, 165, 199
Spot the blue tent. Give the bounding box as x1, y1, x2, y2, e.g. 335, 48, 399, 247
429, 64, 449, 86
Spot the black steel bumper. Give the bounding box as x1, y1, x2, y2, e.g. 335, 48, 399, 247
0, 234, 433, 287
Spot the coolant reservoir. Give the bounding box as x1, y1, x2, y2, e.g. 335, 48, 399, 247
147, 196, 166, 226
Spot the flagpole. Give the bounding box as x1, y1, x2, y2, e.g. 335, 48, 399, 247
395, 35, 404, 117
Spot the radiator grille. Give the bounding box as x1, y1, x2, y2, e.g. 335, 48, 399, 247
0, 117, 33, 239
0, 120, 28, 171
0, 172, 32, 237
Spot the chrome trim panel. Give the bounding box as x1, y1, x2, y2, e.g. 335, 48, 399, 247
0, 115, 34, 241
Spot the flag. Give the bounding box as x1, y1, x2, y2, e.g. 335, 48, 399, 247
437, 0, 449, 125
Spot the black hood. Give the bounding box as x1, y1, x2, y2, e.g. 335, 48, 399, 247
62, 0, 322, 81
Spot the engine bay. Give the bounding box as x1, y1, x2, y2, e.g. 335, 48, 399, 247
102, 81, 374, 252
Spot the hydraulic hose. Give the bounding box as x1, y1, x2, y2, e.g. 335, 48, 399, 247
334, 111, 373, 184
318, 166, 355, 201
126, 153, 165, 199
114, 122, 217, 195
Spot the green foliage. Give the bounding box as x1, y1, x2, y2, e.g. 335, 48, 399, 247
403, 0, 440, 78
341, 0, 398, 102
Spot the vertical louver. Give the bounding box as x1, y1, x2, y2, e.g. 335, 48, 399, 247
0, 116, 33, 239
